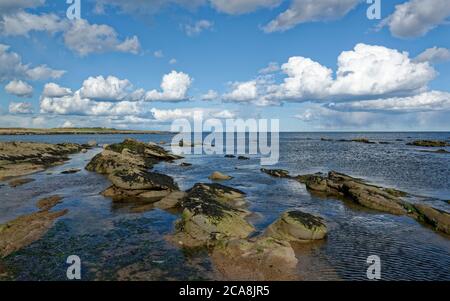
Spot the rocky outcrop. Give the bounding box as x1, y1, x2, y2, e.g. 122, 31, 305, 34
261, 168, 290, 178
170, 183, 253, 247
0, 142, 83, 180
412, 204, 450, 235
261, 169, 450, 236
264, 211, 327, 242
102, 168, 179, 202
169, 180, 328, 280
407, 140, 449, 147
0, 195, 67, 258
86, 139, 182, 202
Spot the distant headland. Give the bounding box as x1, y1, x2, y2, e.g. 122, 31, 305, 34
0, 128, 170, 135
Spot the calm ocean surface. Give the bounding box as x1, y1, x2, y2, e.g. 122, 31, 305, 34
0, 132, 449, 280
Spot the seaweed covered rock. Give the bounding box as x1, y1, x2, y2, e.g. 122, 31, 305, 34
86, 139, 182, 202
211, 237, 298, 280
407, 140, 449, 147
0, 141, 83, 180
265, 210, 327, 241
108, 168, 178, 191
171, 183, 254, 247
106, 139, 181, 161
296, 172, 408, 215
292, 171, 450, 235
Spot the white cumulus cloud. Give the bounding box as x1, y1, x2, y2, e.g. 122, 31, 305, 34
381, 0, 450, 38
42, 83, 72, 97
145, 71, 192, 102
80, 75, 133, 101
5, 80, 33, 97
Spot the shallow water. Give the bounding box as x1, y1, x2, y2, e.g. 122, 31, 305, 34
0, 133, 449, 280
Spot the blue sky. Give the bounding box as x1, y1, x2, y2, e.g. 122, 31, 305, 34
0, 0, 449, 131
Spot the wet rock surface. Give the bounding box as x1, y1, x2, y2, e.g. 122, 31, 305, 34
0, 141, 83, 180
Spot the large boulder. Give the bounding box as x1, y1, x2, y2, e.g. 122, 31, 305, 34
106, 138, 182, 161
171, 183, 254, 247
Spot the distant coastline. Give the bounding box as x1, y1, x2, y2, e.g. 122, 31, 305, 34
0, 128, 170, 136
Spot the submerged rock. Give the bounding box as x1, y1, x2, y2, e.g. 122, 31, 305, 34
0, 141, 83, 180
61, 168, 81, 174
209, 171, 232, 181
36, 195, 63, 211
0, 195, 67, 258
407, 140, 449, 147
8, 178, 35, 187
420, 149, 450, 154
264, 210, 327, 242
237, 156, 250, 160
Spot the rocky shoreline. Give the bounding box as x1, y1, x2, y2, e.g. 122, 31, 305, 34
261, 169, 450, 235
0, 137, 449, 280
84, 139, 329, 280
0, 141, 88, 180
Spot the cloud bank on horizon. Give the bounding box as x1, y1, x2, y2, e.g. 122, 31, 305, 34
0, 0, 449, 131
